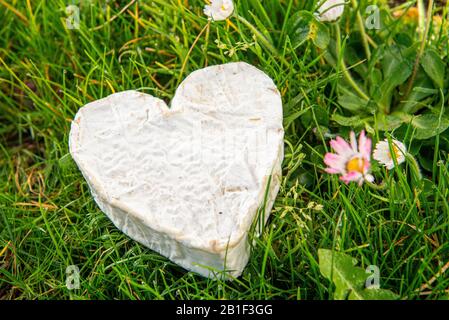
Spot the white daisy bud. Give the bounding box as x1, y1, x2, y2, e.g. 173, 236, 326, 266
204, 0, 234, 21
316, 0, 346, 22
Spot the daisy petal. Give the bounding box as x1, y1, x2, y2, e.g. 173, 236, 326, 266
324, 154, 346, 173
365, 174, 375, 183
330, 137, 353, 155
373, 139, 407, 170
325, 168, 341, 174
340, 171, 362, 184
359, 130, 372, 159
350, 131, 358, 152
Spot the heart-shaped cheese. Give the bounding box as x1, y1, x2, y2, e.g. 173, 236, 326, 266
69, 62, 284, 278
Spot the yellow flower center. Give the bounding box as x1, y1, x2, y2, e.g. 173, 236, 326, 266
388, 144, 401, 161
221, 4, 226, 11
346, 157, 365, 173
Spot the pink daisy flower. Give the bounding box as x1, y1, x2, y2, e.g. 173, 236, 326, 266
324, 130, 374, 186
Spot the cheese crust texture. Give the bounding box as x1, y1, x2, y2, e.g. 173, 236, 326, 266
69, 62, 284, 278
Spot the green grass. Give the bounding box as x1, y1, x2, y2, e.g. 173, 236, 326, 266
1, 0, 449, 300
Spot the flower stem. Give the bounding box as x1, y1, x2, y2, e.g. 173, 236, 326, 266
403, 0, 434, 100
334, 24, 370, 101
366, 180, 387, 190
350, 0, 371, 60
177, 21, 210, 85
406, 153, 423, 182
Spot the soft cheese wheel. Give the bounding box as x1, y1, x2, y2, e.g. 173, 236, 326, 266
69, 62, 284, 278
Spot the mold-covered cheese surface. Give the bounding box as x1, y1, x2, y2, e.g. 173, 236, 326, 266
69, 62, 284, 278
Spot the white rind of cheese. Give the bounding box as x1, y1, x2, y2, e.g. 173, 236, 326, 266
69, 62, 284, 279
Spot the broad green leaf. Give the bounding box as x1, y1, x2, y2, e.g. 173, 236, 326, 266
408, 140, 423, 156
287, 11, 329, 49
399, 67, 436, 113
349, 287, 400, 300
323, 38, 338, 68
375, 112, 411, 131
381, 45, 415, 88
420, 49, 446, 89
369, 69, 382, 94
401, 87, 437, 114
418, 153, 435, 172
379, 45, 415, 107
318, 249, 399, 300
394, 32, 413, 47
331, 114, 366, 127
337, 84, 371, 112
367, 44, 385, 72
345, 43, 368, 77
310, 21, 330, 50
411, 114, 449, 140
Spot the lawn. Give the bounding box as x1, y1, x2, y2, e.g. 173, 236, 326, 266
1, 0, 449, 300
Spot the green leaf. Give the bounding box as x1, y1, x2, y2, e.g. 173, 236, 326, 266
287, 11, 329, 49
345, 43, 368, 77
300, 105, 329, 127
349, 287, 400, 300
399, 67, 437, 114
318, 249, 399, 300
381, 46, 415, 89
394, 32, 413, 47
331, 114, 366, 127
337, 83, 371, 112
411, 114, 449, 140
420, 49, 446, 89
369, 69, 383, 95
375, 112, 411, 131
378, 45, 415, 108
418, 152, 435, 172
323, 38, 338, 68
